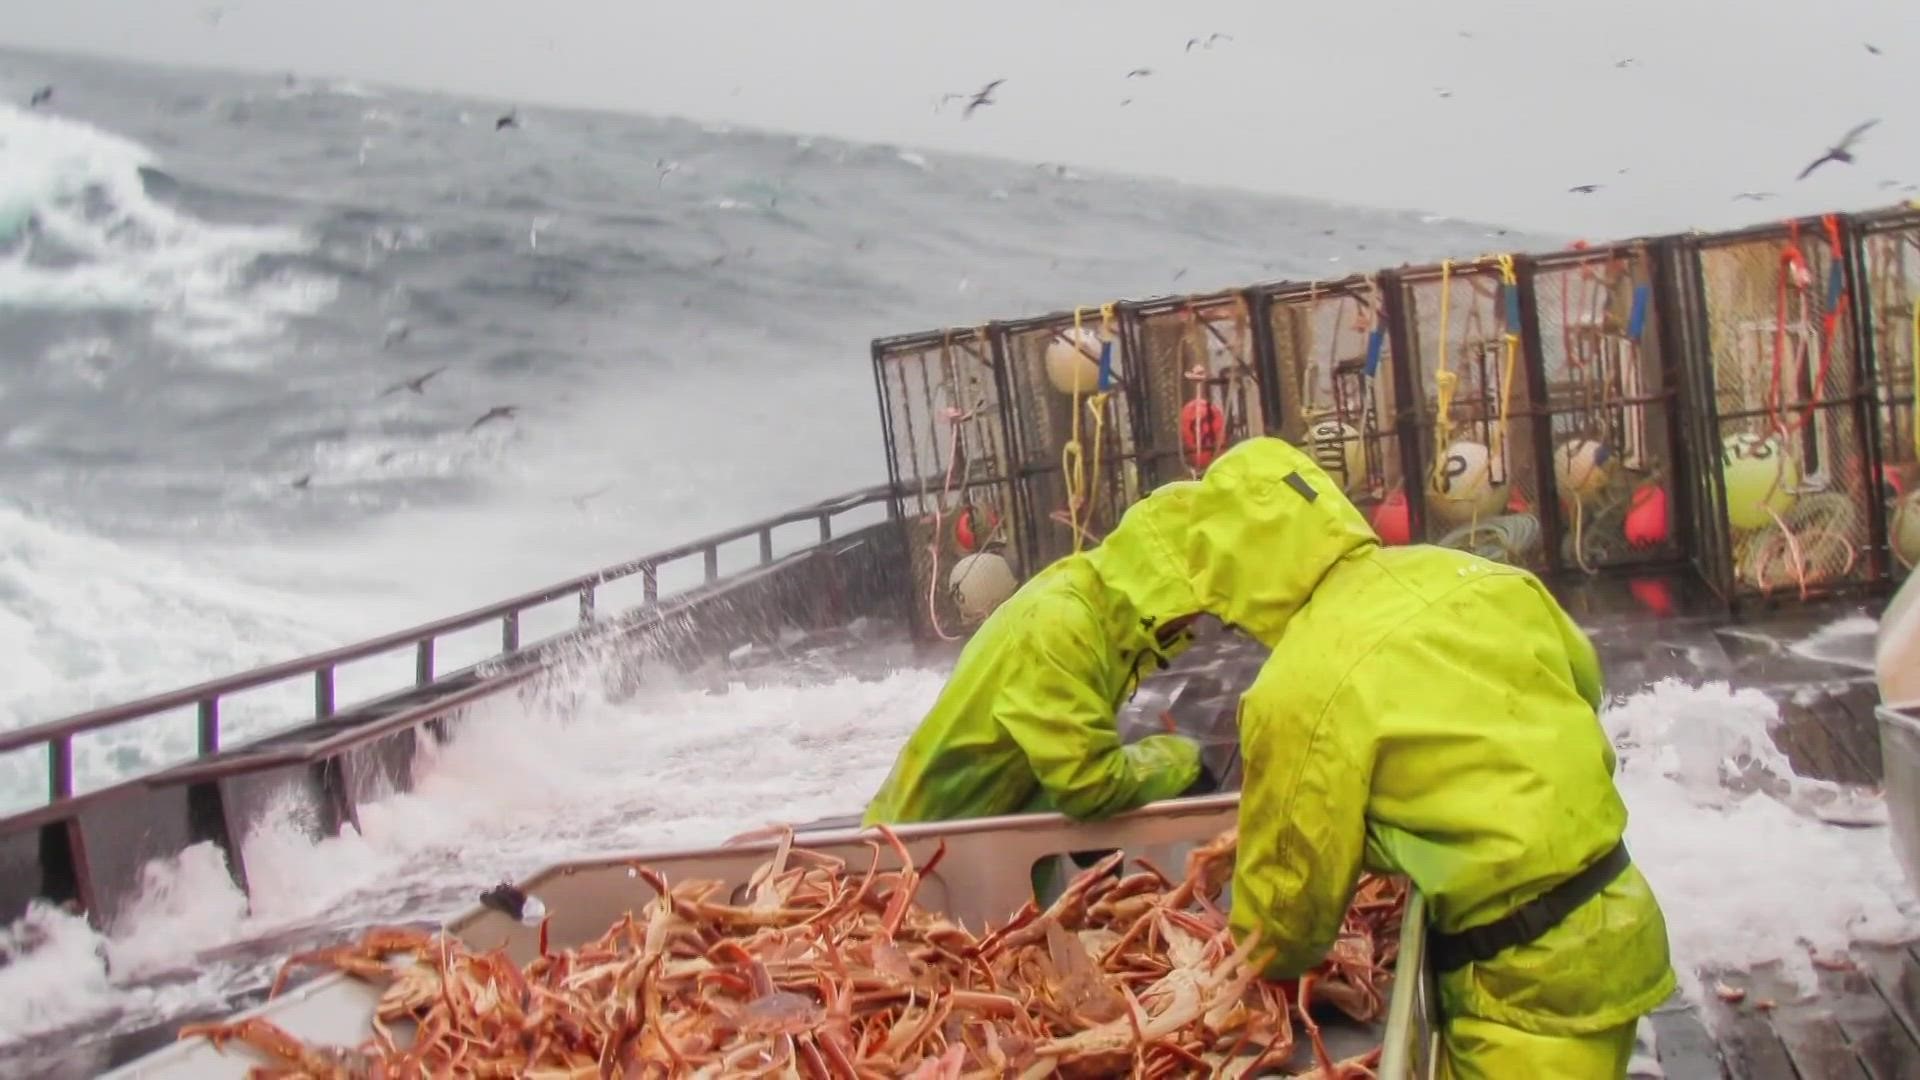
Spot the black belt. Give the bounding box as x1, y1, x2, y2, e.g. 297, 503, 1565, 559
1429, 841, 1631, 974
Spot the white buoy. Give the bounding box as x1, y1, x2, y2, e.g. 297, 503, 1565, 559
1044, 328, 1115, 396
1891, 489, 1920, 570
1721, 432, 1799, 531
1553, 439, 1614, 502
1306, 419, 1365, 491
949, 552, 1018, 622
1427, 440, 1508, 525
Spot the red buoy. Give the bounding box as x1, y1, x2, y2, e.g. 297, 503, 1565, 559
1623, 484, 1669, 550
1181, 399, 1226, 468
954, 504, 1000, 553
1372, 488, 1411, 545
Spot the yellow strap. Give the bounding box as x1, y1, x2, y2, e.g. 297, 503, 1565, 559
1492, 254, 1520, 480
1433, 260, 1456, 461
1063, 307, 1087, 548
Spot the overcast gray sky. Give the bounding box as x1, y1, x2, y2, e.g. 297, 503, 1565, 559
5, 0, 1917, 237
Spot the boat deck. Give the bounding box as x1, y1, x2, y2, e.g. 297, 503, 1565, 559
1103, 571, 1910, 1080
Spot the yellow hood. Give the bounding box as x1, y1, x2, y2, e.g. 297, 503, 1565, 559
1186, 438, 1381, 647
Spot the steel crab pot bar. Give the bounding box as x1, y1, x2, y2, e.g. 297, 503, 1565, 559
1256, 275, 1412, 547
1854, 207, 1920, 582
871, 326, 1028, 642
1675, 215, 1885, 603
1386, 256, 1554, 571
1122, 290, 1277, 488
1524, 242, 1689, 576
998, 304, 1153, 571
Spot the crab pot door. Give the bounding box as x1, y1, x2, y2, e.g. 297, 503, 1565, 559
1686, 220, 1880, 601
1001, 309, 1148, 570
1397, 261, 1552, 570
1260, 278, 1407, 536
1858, 210, 1920, 582
1657, 239, 1737, 602
1126, 293, 1270, 487
872, 330, 1026, 641
1530, 246, 1686, 573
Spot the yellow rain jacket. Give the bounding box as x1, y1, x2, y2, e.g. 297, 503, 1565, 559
862, 483, 1205, 827
1191, 440, 1673, 1060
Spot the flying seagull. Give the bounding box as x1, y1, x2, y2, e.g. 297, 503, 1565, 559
28, 86, 52, 107
1614, 58, 1636, 69
1126, 67, 1152, 78
1733, 191, 1777, 202
290, 473, 312, 489
961, 79, 1004, 119
495, 109, 519, 131
468, 405, 519, 432
1865, 43, 1882, 56
1569, 184, 1603, 194
1186, 33, 1234, 52
379, 366, 447, 397
565, 483, 616, 511
1798, 119, 1880, 180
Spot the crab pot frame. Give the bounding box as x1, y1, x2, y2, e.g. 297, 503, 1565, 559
998, 307, 1152, 570
1122, 291, 1275, 488
1527, 245, 1689, 575
1255, 277, 1408, 534
871, 328, 1028, 641
1387, 260, 1554, 571
1854, 208, 1920, 581
1679, 217, 1884, 604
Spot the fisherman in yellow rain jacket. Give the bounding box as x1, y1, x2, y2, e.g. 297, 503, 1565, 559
862, 481, 1208, 827
1188, 438, 1674, 1079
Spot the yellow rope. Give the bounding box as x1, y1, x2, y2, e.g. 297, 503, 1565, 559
1061, 303, 1117, 553
1432, 260, 1456, 461
1062, 307, 1088, 548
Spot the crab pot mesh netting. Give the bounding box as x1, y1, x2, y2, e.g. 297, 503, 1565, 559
1131, 297, 1270, 487
1264, 282, 1406, 536
1861, 224, 1920, 579
1695, 229, 1877, 598
1003, 313, 1146, 568
1531, 250, 1683, 573
876, 335, 1024, 639
1401, 266, 1548, 570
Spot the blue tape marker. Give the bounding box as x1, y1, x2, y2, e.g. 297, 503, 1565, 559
1503, 284, 1522, 333
1364, 327, 1386, 377
1627, 285, 1650, 342
1826, 264, 1844, 309
1097, 340, 1114, 392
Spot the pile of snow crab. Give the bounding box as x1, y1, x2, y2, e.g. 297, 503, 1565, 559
181, 827, 1407, 1078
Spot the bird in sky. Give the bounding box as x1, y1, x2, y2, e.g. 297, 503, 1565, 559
1798, 119, 1880, 180
469, 405, 519, 432
380, 367, 447, 397
1568, 184, 1604, 194
962, 79, 1005, 119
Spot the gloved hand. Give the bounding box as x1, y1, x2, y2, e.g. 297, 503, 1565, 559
1123, 733, 1204, 804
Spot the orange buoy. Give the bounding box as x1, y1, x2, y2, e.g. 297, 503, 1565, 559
1372, 488, 1411, 545
954, 504, 1000, 553
1624, 484, 1669, 550
1181, 399, 1226, 468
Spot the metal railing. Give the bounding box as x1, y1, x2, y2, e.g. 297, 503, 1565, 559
0, 483, 894, 809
